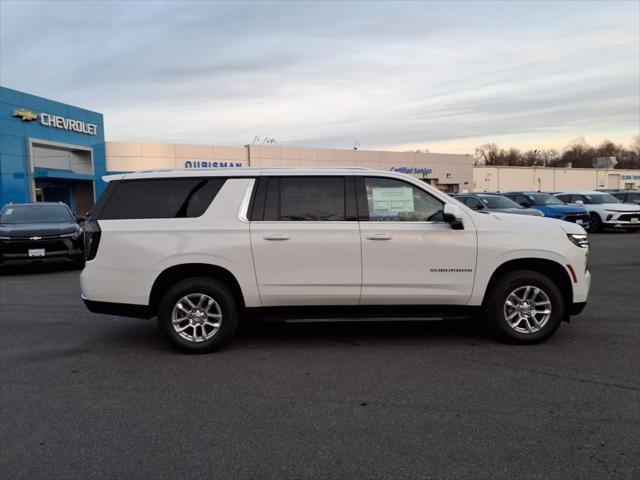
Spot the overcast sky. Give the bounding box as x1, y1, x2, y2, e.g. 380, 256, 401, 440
1, 0, 638, 154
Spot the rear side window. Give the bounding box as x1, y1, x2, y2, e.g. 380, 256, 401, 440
98, 178, 226, 220
264, 177, 347, 221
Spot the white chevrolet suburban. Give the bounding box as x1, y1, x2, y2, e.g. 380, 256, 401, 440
80, 168, 591, 352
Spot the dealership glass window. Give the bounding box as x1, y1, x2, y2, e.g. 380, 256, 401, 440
362, 177, 443, 222
264, 177, 346, 221
98, 178, 226, 219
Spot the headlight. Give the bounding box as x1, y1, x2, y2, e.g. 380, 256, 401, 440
567, 233, 589, 248
0, 236, 11, 240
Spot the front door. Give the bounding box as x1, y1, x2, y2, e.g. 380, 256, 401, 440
357, 176, 477, 305
250, 176, 361, 306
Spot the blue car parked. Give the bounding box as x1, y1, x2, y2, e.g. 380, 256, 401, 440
502, 192, 591, 229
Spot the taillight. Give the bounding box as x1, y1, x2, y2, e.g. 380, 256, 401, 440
84, 219, 101, 261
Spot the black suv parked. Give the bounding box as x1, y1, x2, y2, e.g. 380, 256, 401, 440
0, 202, 85, 268
610, 190, 640, 205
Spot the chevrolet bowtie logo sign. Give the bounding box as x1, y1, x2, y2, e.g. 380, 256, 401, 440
10, 107, 98, 135
12, 108, 39, 122
29, 236, 42, 241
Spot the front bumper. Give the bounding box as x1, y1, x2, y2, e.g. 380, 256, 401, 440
560, 213, 591, 228
0, 236, 84, 266
602, 212, 640, 228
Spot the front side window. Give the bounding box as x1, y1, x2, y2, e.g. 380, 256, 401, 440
264, 177, 346, 221
98, 178, 225, 220
362, 177, 443, 222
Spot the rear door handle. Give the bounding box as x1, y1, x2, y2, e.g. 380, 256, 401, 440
263, 233, 290, 241
366, 233, 393, 240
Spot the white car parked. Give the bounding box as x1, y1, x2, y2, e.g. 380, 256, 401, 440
554, 191, 640, 232
80, 168, 591, 352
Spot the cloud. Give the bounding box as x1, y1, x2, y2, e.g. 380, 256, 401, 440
1, 0, 638, 152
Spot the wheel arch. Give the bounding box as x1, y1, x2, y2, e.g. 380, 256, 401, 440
481, 258, 573, 311
149, 263, 246, 314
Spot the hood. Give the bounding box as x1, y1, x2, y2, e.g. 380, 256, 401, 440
0, 222, 79, 238
598, 203, 640, 212
489, 211, 587, 234
538, 204, 586, 213
491, 207, 542, 216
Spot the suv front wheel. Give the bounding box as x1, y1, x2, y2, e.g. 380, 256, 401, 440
158, 277, 239, 352
485, 270, 564, 343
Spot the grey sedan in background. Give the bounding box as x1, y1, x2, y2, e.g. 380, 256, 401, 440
452, 193, 544, 216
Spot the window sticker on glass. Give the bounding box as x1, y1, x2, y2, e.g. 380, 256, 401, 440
372, 187, 414, 214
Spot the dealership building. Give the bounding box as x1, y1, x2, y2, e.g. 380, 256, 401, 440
1, 86, 638, 212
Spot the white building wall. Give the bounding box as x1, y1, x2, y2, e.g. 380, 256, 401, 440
473, 166, 640, 192
105, 142, 474, 192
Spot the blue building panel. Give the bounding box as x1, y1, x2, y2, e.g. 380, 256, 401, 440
0, 86, 107, 209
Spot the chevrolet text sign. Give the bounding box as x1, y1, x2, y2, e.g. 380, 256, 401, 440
12, 108, 98, 136
39, 112, 98, 135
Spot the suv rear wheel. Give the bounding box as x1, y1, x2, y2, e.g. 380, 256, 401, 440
485, 270, 564, 343
158, 277, 239, 352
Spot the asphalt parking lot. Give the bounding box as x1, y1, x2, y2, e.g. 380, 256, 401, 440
1, 233, 639, 479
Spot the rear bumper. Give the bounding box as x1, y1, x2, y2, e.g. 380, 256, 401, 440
82, 295, 153, 319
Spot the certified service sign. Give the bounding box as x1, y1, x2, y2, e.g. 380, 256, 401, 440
12, 108, 98, 136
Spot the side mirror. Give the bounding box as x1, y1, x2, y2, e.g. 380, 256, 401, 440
519, 201, 531, 208
75, 214, 86, 222
574, 200, 584, 205
443, 203, 464, 230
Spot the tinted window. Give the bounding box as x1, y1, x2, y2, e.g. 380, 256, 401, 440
526, 193, 563, 205
477, 195, 520, 208
264, 177, 346, 221
98, 178, 225, 220
0, 204, 73, 224
362, 177, 443, 222
467, 197, 484, 209
584, 193, 620, 204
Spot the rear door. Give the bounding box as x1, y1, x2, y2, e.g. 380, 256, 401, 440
357, 176, 477, 305
249, 175, 361, 306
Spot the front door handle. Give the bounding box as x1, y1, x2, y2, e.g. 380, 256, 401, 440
366, 233, 393, 240
263, 233, 290, 241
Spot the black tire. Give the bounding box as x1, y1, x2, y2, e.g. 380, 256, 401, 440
485, 270, 564, 344
589, 212, 603, 232
158, 277, 239, 353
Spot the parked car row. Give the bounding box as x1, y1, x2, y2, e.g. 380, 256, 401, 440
452, 189, 640, 232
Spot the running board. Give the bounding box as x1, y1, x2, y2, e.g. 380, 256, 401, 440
246, 305, 480, 323
284, 316, 471, 324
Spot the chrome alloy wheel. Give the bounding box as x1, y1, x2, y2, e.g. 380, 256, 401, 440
503, 286, 552, 334
171, 293, 222, 343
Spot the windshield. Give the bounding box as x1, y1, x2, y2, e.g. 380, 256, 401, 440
527, 193, 564, 206
0, 204, 73, 224
585, 193, 621, 204
477, 195, 521, 209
